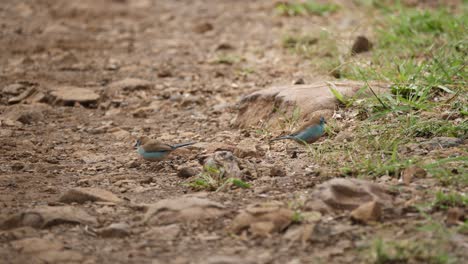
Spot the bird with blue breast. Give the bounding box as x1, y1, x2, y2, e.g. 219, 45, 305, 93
271, 116, 327, 144
135, 136, 195, 161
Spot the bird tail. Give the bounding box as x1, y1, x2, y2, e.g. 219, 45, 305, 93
171, 142, 196, 149
270, 135, 293, 142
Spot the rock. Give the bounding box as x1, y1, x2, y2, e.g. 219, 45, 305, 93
131, 101, 161, 118
400, 166, 426, 185
193, 22, 213, 34
0, 206, 97, 229
422, 137, 463, 150
50, 86, 100, 106
3, 83, 25, 95
350, 201, 382, 223
215, 42, 234, 50
157, 68, 173, 78
203, 151, 243, 179
230, 201, 294, 236
234, 139, 259, 158
270, 166, 286, 177
351, 36, 372, 55
109, 127, 131, 140
446, 208, 464, 226
283, 223, 316, 244
11, 162, 25, 171
52, 52, 84, 70
108, 78, 153, 92
11, 237, 63, 253
177, 167, 200, 178
143, 196, 225, 225
98, 223, 130, 238
306, 178, 394, 213
181, 95, 204, 107
2, 104, 50, 125
59, 187, 122, 204
0, 226, 38, 242
234, 80, 388, 129
11, 237, 84, 263
7, 86, 38, 104
143, 224, 181, 241
293, 78, 305, 85
34, 249, 84, 263
204, 255, 256, 264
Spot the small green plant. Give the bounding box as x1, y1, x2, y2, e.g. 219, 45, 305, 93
282, 35, 318, 50
275, 1, 340, 16
457, 220, 468, 234
185, 164, 251, 192
327, 82, 360, 107
292, 211, 304, 223
275, 105, 302, 131
237, 67, 256, 76
424, 156, 468, 187
214, 54, 241, 65
433, 191, 468, 210
371, 238, 455, 264
404, 118, 467, 138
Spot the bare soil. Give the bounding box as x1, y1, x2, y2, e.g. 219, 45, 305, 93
0, 1, 466, 263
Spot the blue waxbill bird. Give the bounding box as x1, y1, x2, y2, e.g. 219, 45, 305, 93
271, 116, 326, 144
134, 136, 195, 161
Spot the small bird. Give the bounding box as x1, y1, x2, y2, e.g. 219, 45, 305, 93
134, 136, 195, 161
271, 116, 327, 144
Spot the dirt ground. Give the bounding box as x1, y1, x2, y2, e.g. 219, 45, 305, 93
0, 1, 466, 263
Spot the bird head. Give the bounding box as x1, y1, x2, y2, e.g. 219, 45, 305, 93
320, 116, 326, 125
134, 136, 150, 148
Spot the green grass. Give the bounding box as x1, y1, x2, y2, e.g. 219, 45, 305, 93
276, 3, 467, 187
305, 113, 466, 185
371, 237, 456, 264
185, 164, 251, 192
342, 7, 467, 107
283, 6, 467, 112
433, 191, 468, 210
271, 105, 303, 132
404, 118, 467, 138
275, 1, 340, 16
213, 54, 242, 65
423, 156, 468, 187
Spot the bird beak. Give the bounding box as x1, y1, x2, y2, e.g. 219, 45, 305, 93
133, 141, 139, 149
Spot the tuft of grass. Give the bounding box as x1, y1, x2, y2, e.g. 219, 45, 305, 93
292, 211, 304, 223
275, 1, 340, 16
433, 191, 468, 210
404, 118, 467, 138
327, 82, 363, 107
275, 105, 302, 131
371, 238, 456, 264
237, 67, 256, 76
423, 156, 468, 187
306, 112, 466, 185
282, 35, 318, 50
342, 7, 466, 112
214, 54, 241, 65
185, 164, 251, 192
